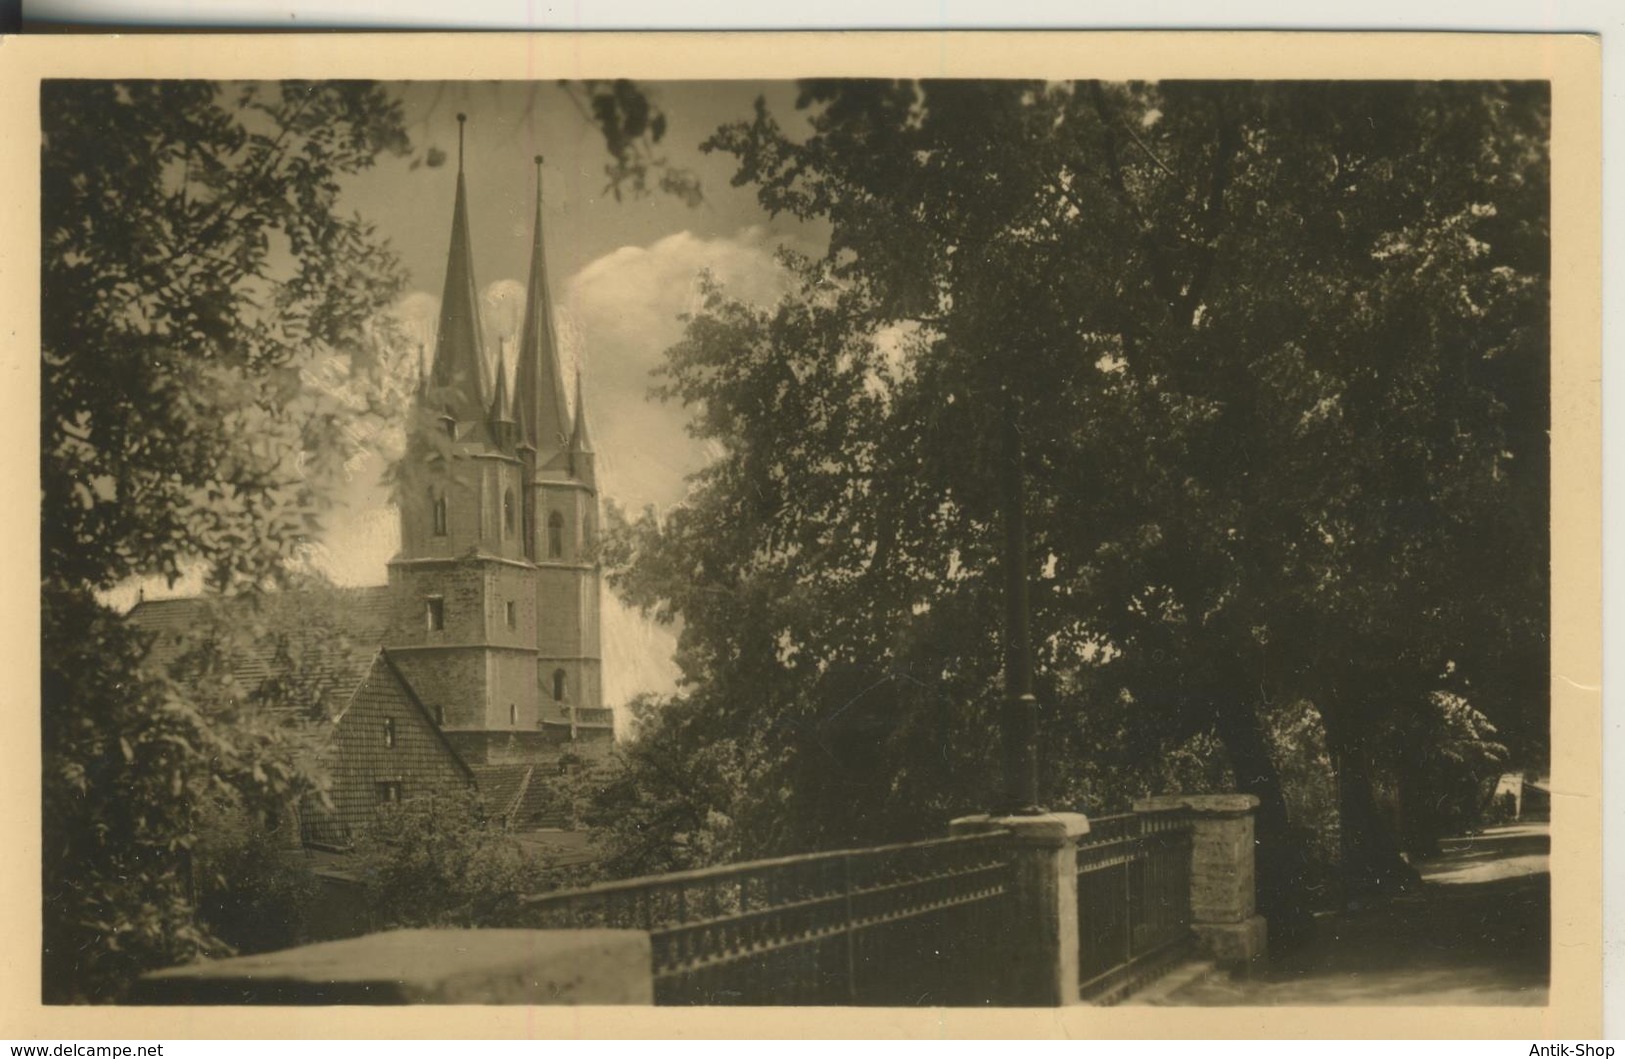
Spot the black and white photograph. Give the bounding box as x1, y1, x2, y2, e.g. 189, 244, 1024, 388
17, 32, 1602, 1034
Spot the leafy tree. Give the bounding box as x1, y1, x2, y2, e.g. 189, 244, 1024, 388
1378, 692, 1508, 856
41, 80, 411, 1001
603, 80, 1547, 932
570, 79, 703, 205
41, 590, 330, 1001
582, 693, 775, 878
43, 81, 410, 594
41, 77, 700, 1000
356, 788, 588, 929
191, 801, 321, 955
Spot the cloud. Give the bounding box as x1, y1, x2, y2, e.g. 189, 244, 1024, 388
482, 278, 527, 343
561, 225, 805, 515
394, 290, 441, 355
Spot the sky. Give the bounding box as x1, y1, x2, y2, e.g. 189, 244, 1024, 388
117, 80, 828, 711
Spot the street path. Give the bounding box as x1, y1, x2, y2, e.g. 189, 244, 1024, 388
1167, 822, 1550, 1006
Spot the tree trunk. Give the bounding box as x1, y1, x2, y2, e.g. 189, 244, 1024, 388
1325, 725, 1421, 901
1210, 694, 1316, 951
1393, 754, 1443, 859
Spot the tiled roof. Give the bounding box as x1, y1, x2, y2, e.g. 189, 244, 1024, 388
466, 756, 616, 829
514, 766, 570, 828
469, 764, 532, 820
127, 586, 395, 720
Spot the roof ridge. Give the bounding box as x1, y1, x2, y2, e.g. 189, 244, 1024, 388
380, 649, 475, 781
505, 765, 535, 827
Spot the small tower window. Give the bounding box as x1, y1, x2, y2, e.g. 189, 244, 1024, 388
503, 488, 516, 537
509, 703, 518, 727
506, 600, 517, 630
383, 717, 396, 748
548, 511, 564, 558
552, 668, 567, 703
431, 492, 448, 537
426, 597, 445, 632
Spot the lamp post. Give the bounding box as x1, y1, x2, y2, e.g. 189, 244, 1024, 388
999, 380, 1044, 816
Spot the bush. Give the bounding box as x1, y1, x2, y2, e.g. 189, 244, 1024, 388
356, 787, 587, 928
1261, 698, 1341, 909
192, 803, 320, 955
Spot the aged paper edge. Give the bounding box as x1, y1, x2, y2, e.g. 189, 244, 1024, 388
0, 29, 1601, 1040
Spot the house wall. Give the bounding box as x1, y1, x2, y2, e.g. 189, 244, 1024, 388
304, 656, 471, 846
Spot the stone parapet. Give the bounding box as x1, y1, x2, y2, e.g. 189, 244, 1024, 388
1134, 793, 1261, 818
1133, 794, 1268, 972
950, 811, 1091, 846
950, 811, 1089, 1005
131, 929, 652, 1005
1193, 915, 1269, 969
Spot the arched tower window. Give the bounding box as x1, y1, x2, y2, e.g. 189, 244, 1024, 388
503, 488, 516, 537
547, 511, 564, 558
552, 668, 567, 703
509, 703, 518, 726
431, 490, 448, 537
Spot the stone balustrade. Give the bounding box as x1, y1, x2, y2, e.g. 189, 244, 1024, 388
133, 792, 1265, 1006
950, 811, 1092, 1005
131, 929, 651, 1005
1134, 793, 1269, 971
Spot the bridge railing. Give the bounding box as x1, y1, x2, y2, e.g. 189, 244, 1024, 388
1074, 810, 1195, 1002
138, 792, 1262, 1005
520, 831, 1016, 1005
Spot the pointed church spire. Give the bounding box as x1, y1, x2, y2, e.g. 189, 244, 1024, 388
567, 364, 596, 487
489, 344, 507, 414
568, 366, 593, 454
489, 342, 517, 449
516, 153, 572, 456
428, 113, 487, 423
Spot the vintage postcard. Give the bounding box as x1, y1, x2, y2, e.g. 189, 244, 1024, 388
0, 30, 1602, 1038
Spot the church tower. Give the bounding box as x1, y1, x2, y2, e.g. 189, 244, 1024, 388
387, 117, 609, 766
515, 150, 607, 746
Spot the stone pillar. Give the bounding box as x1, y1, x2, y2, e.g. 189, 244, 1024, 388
130, 928, 653, 1004
1133, 793, 1268, 971
951, 811, 1090, 1005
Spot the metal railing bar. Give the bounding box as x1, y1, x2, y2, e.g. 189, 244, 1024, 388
651, 884, 1013, 978
1077, 927, 1196, 1003
523, 832, 1011, 908
646, 865, 1011, 942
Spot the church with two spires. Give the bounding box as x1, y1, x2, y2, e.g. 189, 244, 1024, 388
388, 115, 610, 767
129, 116, 612, 845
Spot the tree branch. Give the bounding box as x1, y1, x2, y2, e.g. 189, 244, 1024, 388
1176, 111, 1244, 328
1087, 83, 1185, 321
1118, 118, 1177, 179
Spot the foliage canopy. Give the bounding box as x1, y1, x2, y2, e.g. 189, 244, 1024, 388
600, 81, 1548, 912
41, 80, 412, 1001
